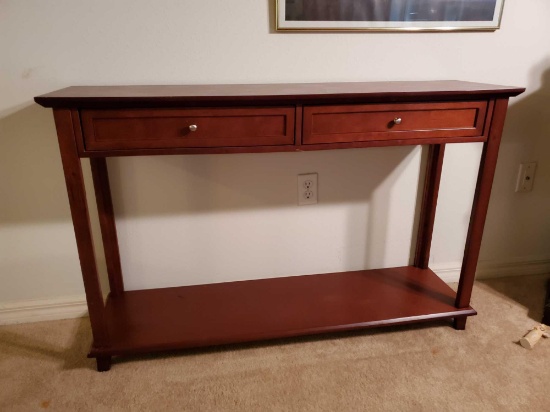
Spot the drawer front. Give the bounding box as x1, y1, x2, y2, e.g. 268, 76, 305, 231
81, 107, 295, 151
302, 101, 488, 145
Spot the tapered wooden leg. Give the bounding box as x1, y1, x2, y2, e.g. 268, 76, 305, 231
456, 99, 510, 309
96, 356, 112, 372
453, 317, 467, 330
414, 144, 446, 269
90, 158, 124, 296
53, 109, 109, 348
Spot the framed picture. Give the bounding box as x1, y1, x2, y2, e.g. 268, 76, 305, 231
276, 0, 505, 32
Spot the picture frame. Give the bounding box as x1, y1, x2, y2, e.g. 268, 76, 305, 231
276, 0, 505, 32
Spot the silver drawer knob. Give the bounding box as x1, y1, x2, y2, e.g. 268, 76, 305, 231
393, 117, 402, 125
189, 124, 198, 132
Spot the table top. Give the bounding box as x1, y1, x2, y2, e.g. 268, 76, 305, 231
34, 81, 525, 109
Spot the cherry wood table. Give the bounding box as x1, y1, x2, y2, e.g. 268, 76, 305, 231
35, 81, 524, 371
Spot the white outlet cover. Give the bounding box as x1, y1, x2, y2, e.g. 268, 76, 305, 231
298, 173, 318, 205
515, 162, 537, 192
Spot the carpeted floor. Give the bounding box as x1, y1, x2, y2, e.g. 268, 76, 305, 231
1, 274, 549, 411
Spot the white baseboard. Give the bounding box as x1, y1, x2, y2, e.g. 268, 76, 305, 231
1, 259, 549, 326
432, 258, 550, 283
0, 295, 88, 326
431, 264, 462, 283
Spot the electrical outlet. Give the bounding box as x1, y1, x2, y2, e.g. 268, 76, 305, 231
515, 162, 537, 192
298, 173, 318, 205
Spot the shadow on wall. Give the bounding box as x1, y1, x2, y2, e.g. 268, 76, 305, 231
480, 62, 550, 264
0, 105, 71, 225
1, 100, 422, 292
0, 98, 419, 221
0, 105, 111, 301
106, 145, 421, 273
106, 147, 418, 215
0, 102, 418, 219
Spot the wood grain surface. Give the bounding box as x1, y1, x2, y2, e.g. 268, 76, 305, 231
89, 266, 475, 358
302, 101, 487, 144
35, 81, 525, 109
82, 107, 295, 151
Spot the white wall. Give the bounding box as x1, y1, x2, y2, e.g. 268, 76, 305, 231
1, 1, 550, 310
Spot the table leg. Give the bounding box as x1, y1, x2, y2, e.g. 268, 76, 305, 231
96, 356, 112, 372
455, 99, 510, 326
53, 109, 110, 348
453, 317, 467, 330
414, 144, 446, 269
90, 158, 124, 296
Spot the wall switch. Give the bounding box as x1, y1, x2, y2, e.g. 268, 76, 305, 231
515, 162, 537, 192
298, 173, 318, 205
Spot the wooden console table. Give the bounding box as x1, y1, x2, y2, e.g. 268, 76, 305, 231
35, 81, 524, 371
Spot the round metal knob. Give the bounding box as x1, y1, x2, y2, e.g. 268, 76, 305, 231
393, 117, 402, 125
189, 124, 198, 132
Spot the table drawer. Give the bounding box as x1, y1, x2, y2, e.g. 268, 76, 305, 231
302, 101, 488, 145
81, 107, 295, 151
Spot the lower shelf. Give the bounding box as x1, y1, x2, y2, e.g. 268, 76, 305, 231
89, 266, 476, 358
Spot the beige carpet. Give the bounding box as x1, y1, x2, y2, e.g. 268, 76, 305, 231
1, 274, 549, 411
